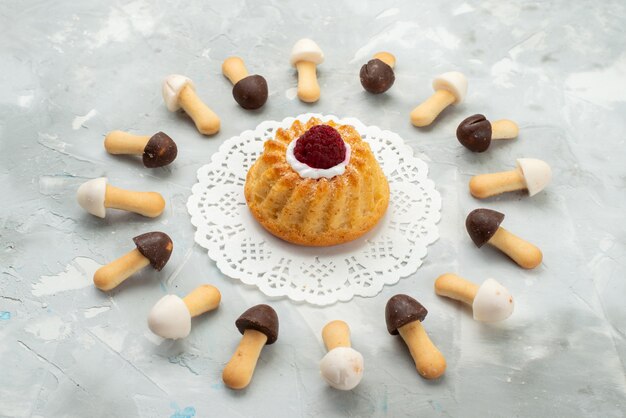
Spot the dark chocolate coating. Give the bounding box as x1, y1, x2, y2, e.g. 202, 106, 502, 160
235, 304, 279, 344
385, 294, 428, 335
359, 59, 395, 94
143, 132, 178, 168
232, 75, 268, 110
133, 231, 173, 271
465, 209, 505, 248
456, 114, 492, 152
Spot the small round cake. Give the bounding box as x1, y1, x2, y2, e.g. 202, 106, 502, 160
244, 117, 390, 246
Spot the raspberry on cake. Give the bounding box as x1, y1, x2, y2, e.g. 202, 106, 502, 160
244, 117, 390, 246
293, 125, 346, 169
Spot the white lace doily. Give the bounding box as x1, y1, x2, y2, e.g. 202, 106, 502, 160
186, 113, 441, 305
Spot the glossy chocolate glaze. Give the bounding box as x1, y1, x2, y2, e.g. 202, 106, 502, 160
385, 294, 428, 335
133, 231, 173, 270
235, 304, 279, 344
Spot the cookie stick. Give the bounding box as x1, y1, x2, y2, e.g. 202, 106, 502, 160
410, 72, 468, 127
222, 56, 269, 109
385, 295, 446, 379
104, 131, 177, 168
162, 74, 220, 135
466, 208, 542, 269
77, 178, 165, 218
290, 39, 324, 103
319, 320, 364, 390
223, 305, 279, 389
469, 158, 552, 198
435, 274, 514, 322
456, 114, 518, 152
148, 285, 221, 339
93, 232, 173, 291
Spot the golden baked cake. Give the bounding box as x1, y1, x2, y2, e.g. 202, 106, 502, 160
244, 117, 390, 246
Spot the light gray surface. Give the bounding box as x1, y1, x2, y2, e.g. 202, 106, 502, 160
1, 1, 625, 417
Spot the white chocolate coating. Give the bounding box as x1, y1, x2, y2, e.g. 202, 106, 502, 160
472, 278, 514, 322
76, 177, 107, 218
319, 347, 364, 390
162, 74, 194, 112
290, 38, 324, 66
432, 71, 468, 104
285, 138, 351, 179
147, 295, 192, 340
517, 158, 552, 196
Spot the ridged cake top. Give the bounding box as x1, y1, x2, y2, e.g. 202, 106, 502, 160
244, 117, 390, 246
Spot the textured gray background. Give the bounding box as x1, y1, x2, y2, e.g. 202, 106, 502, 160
1, 0, 625, 417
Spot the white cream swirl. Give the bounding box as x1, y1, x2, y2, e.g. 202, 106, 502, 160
286, 139, 351, 179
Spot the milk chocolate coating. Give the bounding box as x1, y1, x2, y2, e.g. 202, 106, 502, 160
360, 59, 395, 94
235, 304, 279, 344
133, 232, 173, 271
233, 75, 268, 110
143, 132, 178, 168
456, 114, 492, 152
466, 208, 505, 247
385, 294, 428, 335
